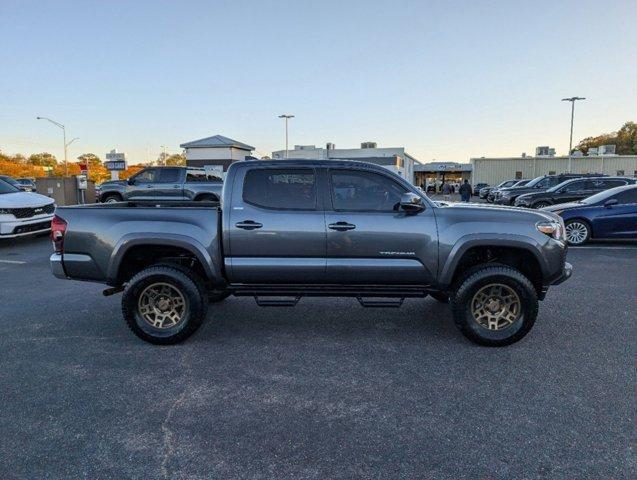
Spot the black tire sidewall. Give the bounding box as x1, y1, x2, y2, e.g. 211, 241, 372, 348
122, 267, 206, 344
452, 268, 538, 346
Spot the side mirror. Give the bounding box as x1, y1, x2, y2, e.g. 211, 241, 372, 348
604, 199, 618, 208
127, 178, 135, 186
400, 192, 425, 213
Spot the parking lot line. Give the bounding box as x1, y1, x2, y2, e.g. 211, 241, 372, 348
0, 259, 26, 264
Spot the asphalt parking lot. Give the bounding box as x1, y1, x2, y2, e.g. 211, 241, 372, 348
1, 235, 635, 479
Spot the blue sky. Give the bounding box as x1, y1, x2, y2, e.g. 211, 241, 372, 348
1, 0, 634, 164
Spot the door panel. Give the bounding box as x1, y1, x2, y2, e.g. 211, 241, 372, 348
325, 169, 437, 285
127, 168, 157, 199
226, 167, 327, 283
593, 205, 637, 238
154, 168, 184, 199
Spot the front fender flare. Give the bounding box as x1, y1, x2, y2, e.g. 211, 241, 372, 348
438, 234, 549, 287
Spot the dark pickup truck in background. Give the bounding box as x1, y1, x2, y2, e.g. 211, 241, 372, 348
96, 166, 223, 203
50, 160, 572, 347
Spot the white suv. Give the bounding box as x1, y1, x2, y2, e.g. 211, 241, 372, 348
0, 178, 55, 238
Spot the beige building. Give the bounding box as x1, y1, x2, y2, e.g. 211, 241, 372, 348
471, 154, 637, 186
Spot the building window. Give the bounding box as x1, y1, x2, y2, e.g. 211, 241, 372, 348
617, 170, 625, 176
548, 171, 556, 175
515, 171, 522, 179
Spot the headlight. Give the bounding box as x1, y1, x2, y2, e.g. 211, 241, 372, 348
537, 220, 564, 241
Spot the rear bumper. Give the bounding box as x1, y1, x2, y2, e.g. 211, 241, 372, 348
50, 253, 67, 279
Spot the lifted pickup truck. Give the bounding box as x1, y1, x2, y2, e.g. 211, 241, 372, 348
50, 160, 572, 346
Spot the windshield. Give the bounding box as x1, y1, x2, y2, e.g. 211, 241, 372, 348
524, 176, 545, 188
513, 179, 530, 187
0, 178, 20, 194
546, 179, 574, 193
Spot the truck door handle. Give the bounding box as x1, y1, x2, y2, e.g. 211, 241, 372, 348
236, 220, 263, 230
328, 221, 356, 231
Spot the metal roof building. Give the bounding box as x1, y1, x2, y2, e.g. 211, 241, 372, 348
180, 135, 255, 171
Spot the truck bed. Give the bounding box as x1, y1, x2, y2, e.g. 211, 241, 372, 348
52, 202, 223, 285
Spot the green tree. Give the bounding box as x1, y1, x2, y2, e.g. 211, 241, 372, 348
575, 121, 637, 155
28, 152, 57, 167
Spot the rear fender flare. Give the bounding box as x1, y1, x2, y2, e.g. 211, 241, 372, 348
107, 233, 217, 285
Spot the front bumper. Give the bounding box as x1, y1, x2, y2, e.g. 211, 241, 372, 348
0, 214, 54, 238
551, 261, 573, 285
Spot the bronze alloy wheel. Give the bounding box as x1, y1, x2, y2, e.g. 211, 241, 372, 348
470, 283, 522, 331
137, 282, 187, 329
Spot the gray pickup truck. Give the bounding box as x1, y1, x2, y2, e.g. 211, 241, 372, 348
96, 166, 223, 203
50, 159, 572, 346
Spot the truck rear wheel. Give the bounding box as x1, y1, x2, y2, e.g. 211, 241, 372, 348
450, 265, 538, 347
121, 265, 208, 344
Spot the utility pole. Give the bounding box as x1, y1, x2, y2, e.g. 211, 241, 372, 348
561, 97, 586, 172
37, 116, 69, 175
278, 114, 294, 158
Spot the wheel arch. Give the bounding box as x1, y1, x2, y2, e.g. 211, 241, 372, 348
439, 235, 549, 291
107, 234, 222, 286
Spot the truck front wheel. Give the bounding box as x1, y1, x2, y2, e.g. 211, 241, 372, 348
121, 266, 208, 344
450, 266, 538, 347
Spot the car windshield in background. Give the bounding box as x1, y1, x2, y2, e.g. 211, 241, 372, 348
0, 178, 20, 194
523, 176, 545, 188
546, 180, 573, 193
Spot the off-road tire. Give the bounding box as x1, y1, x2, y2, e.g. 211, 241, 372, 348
122, 265, 208, 344
450, 265, 538, 347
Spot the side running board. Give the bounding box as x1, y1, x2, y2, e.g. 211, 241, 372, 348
254, 296, 301, 307
356, 297, 405, 308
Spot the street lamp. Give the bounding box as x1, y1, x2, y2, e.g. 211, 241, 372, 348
37, 116, 70, 175
278, 114, 294, 158
561, 97, 586, 172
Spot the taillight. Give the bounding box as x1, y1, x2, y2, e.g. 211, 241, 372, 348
51, 215, 67, 253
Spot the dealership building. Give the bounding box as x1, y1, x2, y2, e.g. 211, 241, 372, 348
471, 147, 637, 186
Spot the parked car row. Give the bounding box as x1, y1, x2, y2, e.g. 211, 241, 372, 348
0, 175, 37, 193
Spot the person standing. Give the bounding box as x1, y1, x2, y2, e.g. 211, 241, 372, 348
441, 181, 452, 200
459, 179, 472, 202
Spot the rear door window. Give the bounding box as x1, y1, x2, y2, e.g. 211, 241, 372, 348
158, 168, 181, 183
243, 168, 316, 210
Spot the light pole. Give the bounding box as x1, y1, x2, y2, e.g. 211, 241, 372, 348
278, 114, 294, 158
160, 145, 168, 165
37, 116, 70, 175
561, 97, 586, 172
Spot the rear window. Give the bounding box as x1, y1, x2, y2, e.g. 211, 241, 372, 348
243, 169, 316, 210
